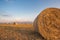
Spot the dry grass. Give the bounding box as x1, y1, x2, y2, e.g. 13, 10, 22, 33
0, 23, 33, 28
0, 23, 45, 40
0, 23, 34, 31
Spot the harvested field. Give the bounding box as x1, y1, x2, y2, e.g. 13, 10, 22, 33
0, 26, 45, 40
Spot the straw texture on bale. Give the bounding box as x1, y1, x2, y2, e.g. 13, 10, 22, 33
33, 8, 60, 40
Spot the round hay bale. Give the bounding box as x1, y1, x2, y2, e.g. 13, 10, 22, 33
33, 17, 39, 32
33, 8, 60, 40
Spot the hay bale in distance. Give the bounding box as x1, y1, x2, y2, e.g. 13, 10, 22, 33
33, 8, 60, 40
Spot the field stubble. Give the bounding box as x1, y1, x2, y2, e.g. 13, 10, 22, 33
0, 23, 44, 40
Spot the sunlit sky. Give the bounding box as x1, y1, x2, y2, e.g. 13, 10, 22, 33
0, 0, 60, 23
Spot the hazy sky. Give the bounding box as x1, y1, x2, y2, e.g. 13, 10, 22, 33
0, 0, 60, 23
